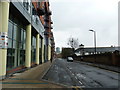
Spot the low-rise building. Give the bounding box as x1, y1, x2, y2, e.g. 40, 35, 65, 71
75, 47, 120, 56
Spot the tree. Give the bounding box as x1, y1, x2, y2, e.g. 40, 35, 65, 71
67, 37, 79, 49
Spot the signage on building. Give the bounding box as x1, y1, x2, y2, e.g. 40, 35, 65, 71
0, 32, 8, 49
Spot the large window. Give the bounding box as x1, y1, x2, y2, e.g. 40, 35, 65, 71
7, 19, 26, 70
31, 36, 36, 63
20, 29, 26, 66
7, 20, 15, 69
8, 21, 13, 39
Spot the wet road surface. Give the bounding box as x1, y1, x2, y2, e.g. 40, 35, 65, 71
43, 58, 119, 88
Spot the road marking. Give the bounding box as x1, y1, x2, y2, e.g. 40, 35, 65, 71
75, 87, 79, 90
80, 87, 83, 90
75, 76, 77, 79
79, 81, 83, 85
73, 86, 83, 90
77, 73, 86, 79
55, 71, 57, 72
66, 65, 85, 88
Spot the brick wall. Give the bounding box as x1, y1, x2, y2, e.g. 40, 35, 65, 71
73, 52, 120, 66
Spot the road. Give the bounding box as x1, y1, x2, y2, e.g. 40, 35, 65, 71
43, 58, 119, 88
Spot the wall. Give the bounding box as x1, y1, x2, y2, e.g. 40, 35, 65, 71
62, 48, 73, 59
73, 51, 120, 67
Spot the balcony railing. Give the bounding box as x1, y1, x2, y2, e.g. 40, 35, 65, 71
44, 24, 49, 29
51, 26, 53, 29
44, 18, 49, 22
37, 7, 45, 16
46, 10, 52, 16
51, 21, 53, 24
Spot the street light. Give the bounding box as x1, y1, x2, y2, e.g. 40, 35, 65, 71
89, 29, 97, 56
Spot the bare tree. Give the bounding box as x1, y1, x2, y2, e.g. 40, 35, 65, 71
67, 37, 79, 49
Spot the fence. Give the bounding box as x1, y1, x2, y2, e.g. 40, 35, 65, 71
73, 51, 120, 67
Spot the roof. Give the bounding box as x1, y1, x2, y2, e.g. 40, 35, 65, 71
75, 47, 120, 53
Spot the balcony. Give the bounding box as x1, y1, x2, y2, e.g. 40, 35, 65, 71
47, 11, 52, 15
44, 31, 47, 35
44, 31, 49, 35
37, 7, 45, 16
32, 8, 37, 15
44, 18, 49, 22
50, 37, 54, 41
51, 21, 53, 24
44, 24, 49, 29
51, 26, 53, 29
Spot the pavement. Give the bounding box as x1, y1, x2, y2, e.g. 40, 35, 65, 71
1, 60, 68, 89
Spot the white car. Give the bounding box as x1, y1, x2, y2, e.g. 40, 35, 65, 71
67, 57, 73, 62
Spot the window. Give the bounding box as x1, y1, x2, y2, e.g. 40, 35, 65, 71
20, 28, 26, 66
8, 38, 12, 48
23, 0, 31, 14
23, 30, 26, 49
8, 20, 13, 39
13, 25, 17, 40
31, 36, 36, 63
7, 18, 26, 70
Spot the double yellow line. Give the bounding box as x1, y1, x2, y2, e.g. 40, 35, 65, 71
72, 86, 83, 90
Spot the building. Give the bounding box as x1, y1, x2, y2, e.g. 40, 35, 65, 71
50, 31, 55, 62
61, 48, 73, 59
56, 47, 60, 54
75, 47, 120, 56
0, 0, 54, 79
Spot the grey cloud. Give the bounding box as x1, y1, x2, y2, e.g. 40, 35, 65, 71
50, 0, 118, 47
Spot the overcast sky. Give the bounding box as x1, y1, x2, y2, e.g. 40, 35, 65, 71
49, 0, 119, 48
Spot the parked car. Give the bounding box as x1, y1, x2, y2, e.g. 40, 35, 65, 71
67, 57, 73, 62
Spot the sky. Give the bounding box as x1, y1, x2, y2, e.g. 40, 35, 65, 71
49, 0, 119, 49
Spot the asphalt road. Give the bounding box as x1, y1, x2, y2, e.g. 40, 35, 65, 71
43, 58, 119, 88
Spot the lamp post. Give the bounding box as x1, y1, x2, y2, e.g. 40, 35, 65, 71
71, 38, 74, 55
89, 29, 96, 61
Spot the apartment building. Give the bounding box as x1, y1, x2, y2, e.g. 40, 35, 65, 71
0, 0, 54, 79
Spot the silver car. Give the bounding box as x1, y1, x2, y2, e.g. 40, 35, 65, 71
67, 57, 73, 62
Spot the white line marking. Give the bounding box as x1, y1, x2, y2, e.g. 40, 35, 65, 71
75, 76, 77, 79
79, 81, 83, 84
